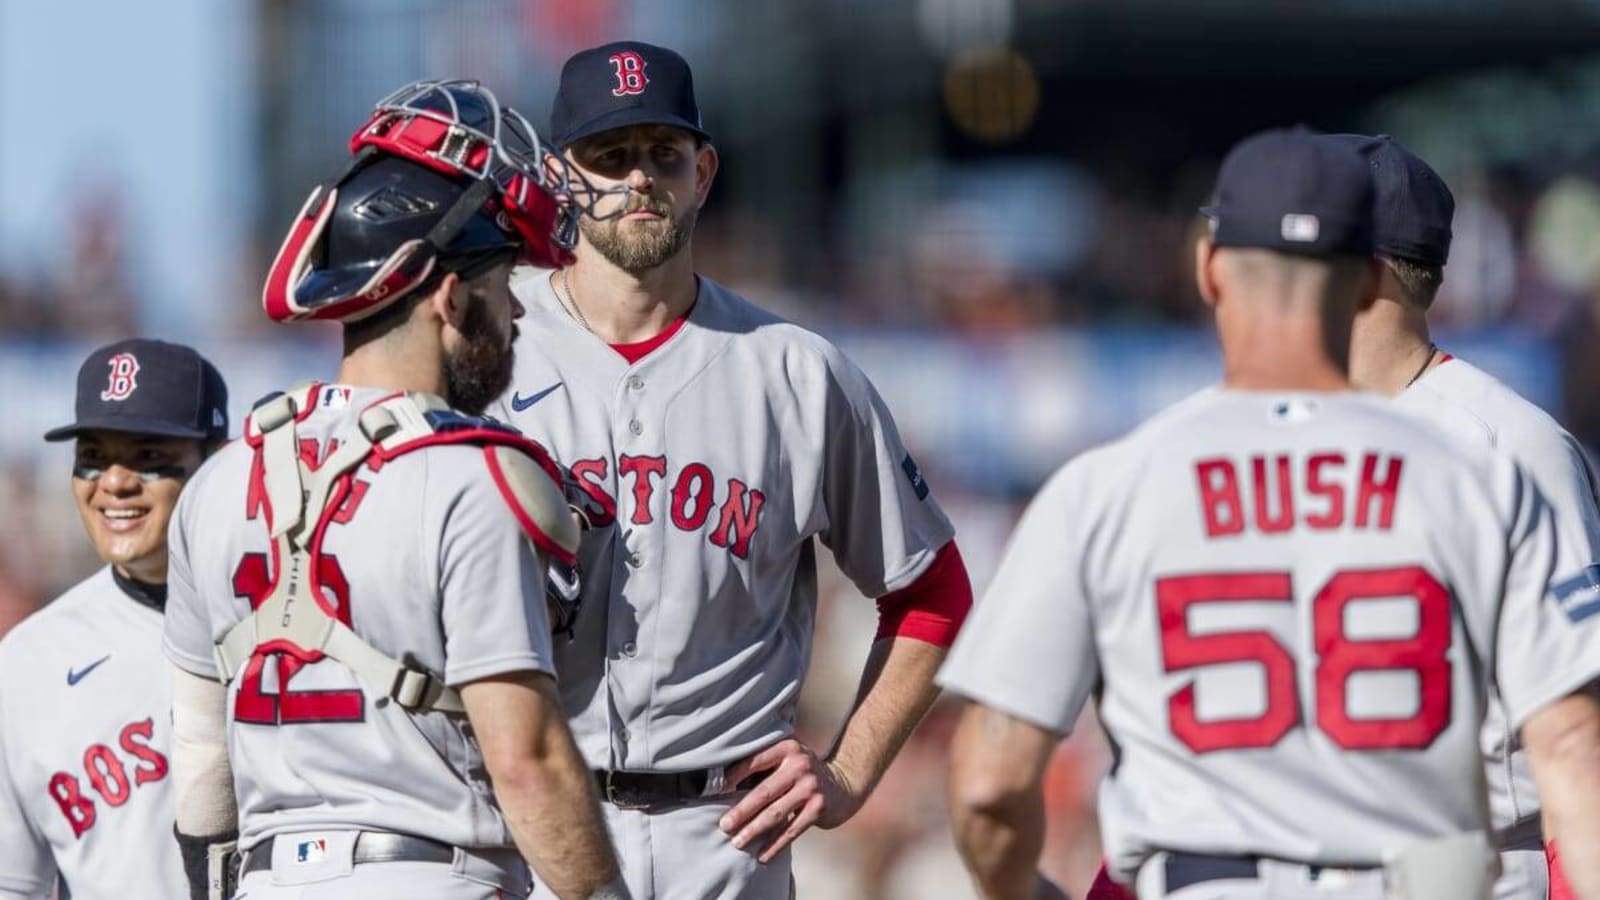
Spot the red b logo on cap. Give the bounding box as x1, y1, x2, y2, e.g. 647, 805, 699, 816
609, 52, 648, 97
100, 353, 140, 401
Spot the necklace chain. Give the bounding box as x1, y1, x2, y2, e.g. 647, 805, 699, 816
1405, 343, 1439, 389
558, 268, 595, 335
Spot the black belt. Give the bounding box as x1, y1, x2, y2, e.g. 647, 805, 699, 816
1163, 853, 1378, 892
1493, 814, 1543, 851
241, 832, 454, 876
594, 768, 768, 810
1164, 854, 1259, 892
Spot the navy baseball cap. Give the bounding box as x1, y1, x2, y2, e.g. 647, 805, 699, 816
1201, 128, 1375, 258
550, 40, 711, 149
1321, 134, 1454, 266
44, 339, 229, 443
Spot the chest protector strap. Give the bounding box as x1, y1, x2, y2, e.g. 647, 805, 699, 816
213, 386, 469, 714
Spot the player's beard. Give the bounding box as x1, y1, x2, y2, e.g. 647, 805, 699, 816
580, 195, 696, 273
443, 294, 515, 416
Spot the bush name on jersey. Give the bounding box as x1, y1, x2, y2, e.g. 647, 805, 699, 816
1195, 450, 1402, 536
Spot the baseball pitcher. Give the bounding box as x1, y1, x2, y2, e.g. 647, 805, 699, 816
1330, 132, 1600, 900
492, 41, 975, 899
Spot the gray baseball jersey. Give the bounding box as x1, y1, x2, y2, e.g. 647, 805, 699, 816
0, 568, 185, 899
491, 269, 954, 772
938, 389, 1600, 880
1397, 356, 1600, 835
162, 384, 557, 852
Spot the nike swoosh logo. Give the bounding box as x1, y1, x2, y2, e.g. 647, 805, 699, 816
67, 655, 111, 686
510, 382, 563, 412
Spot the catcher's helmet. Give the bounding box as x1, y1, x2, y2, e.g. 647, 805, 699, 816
264, 80, 585, 324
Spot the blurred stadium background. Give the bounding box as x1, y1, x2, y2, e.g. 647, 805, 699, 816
4, 0, 1599, 896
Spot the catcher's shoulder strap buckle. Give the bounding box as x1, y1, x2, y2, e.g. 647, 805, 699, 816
252, 393, 298, 434
389, 652, 457, 712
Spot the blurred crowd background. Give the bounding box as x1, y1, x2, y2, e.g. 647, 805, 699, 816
5, 0, 1600, 896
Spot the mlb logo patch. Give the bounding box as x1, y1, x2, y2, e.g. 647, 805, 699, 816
320, 386, 352, 409
295, 838, 327, 864
1280, 213, 1320, 243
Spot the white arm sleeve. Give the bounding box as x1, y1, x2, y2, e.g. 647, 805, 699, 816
169, 663, 236, 836
1493, 459, 1600, 730
937, 464, 1099, 733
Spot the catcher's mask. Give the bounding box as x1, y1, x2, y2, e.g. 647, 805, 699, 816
264, 80, 590, 325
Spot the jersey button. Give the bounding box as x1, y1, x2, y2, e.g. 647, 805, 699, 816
628, 419, 643, 436
621, 640, 637, 657
627, 375, 644, 390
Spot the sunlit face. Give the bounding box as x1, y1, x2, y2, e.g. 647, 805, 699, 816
71, 431, 204, 582
443, 262, 525, 415
567, 125, 709, 273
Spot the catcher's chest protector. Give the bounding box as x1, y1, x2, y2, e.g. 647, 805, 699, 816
212, 384, 575, 715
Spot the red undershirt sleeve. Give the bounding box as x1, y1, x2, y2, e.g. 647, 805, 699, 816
873, 541, 973, 648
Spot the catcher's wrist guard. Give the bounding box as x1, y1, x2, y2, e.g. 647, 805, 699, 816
175, 827, 240, 900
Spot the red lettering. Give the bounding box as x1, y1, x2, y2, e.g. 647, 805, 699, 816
119, 719, 169, 786
1305, 452, 1346, 529
100, 353, 141, 401
711, 479, 766, 559
280, 684, 366, 722
1355, 453, 1403, 530
233, 654, 279, 725
83, 745, 131, 807
231, 553, 364, 725
1158, 572, 1298, 752
1196, 459, 1244, 537
1314, 566, 1452, 749
246, 452, 266, 521
619, 455, 667, 526
298, 437, 339, 469
609, 51, 649, 96
671, 463, 717, 531
49, 773, 95, 837
1251, 455, 1295, 534
330, 478, 371, 524
569, 458, 617, 528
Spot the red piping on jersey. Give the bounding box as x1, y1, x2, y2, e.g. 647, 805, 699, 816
609, 314, 689, 364
483, 445, 577, 567
874, 541, 973, 648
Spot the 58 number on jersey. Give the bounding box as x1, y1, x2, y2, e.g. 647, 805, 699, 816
1158, 565, 1452, 752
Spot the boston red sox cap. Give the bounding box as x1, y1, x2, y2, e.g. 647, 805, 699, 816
1201, 128, 1375, 259
1320, 133, 1454, 266
550, 40, 712, 149
44, 338, 229, 443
